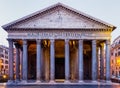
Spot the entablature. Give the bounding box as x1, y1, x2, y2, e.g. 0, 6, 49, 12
7, 29, 111, 40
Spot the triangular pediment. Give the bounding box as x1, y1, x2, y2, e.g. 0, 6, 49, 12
3, 3, 115, 30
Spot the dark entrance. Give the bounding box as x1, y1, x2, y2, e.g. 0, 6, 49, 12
55, 58, 65, 79
28, 53, 36, 80
83, 54, 92, 80
83, 41, 92, 80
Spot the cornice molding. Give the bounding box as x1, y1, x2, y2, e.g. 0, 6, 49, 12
6, 28, 113, 32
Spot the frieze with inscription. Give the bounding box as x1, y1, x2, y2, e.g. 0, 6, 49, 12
8, 31, 110, 40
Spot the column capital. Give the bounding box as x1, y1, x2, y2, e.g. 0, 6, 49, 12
20, 46, 23, 51
23, 39, 27, 45
7, 39, 13, 42
36, 39, 41, 44
50, 39, 55, 43
92, 40, 96, 45
106, 40, 110, 45
14, 42, 20, 48
100, 43, 104, 47
79, 39, 83, 44
65, 39, 69, 44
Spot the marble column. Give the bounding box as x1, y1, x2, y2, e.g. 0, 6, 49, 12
65, 39, 70, 82
36, 39, 41, 82
78, 40, 83, 82
8, 39, 14, 83
50, 39, 55, 82
105, 40, 111, 82
92, 40, 97, 82
100, 43, 104, 80
15, 43, 20, 82
22, 39, 28, 82
20, 47, 23, 80
96, 47, 99, 79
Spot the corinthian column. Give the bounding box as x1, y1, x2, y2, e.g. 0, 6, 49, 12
8, 39, 14, 83
92, 40, 97, 82
22, 39, 28, 83
78, 40, 83, 82
36, 39, 41, 82
105, 40, 111, 82
100, 43, 104, 80
50, 39, 55, 83
65, 39, 70, 83
15, 43, 20, 82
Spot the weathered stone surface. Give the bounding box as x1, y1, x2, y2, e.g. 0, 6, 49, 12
12, 8, 108, 29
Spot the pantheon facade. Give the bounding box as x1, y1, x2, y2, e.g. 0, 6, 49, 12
2, 3, 116, 84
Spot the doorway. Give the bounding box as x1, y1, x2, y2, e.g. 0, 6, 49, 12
83, 54, 92, 80
83, 41, 92, 80
55, 58, 65, 79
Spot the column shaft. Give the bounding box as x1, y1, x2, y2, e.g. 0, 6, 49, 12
100, 44, 104, 80
106, 40, 110, 81
22, 40, 28, 81
36, 39, 41, 82
65, 39, 70, 82
92, 40, 97, 81
20, 47, 23, 80
15, 43, 20, 81
79, 40, 83, 82
8, 39, 14, 82
50, 39, 55, 82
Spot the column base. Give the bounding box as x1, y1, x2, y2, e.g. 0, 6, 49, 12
106, 80, 112, 83
7, 80, 14, 84
49, 80, 55, 83
78, 80, 84, 83
20, 80, 27, 84
36, 80, 41, 83
64, 80, 70, 83
15, 79, 20, 83
92, 80, 98, 83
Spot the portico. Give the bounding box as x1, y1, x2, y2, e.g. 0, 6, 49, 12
2, 3, 115, 84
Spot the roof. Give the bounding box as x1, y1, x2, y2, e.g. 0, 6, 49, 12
2, 2, 116, 30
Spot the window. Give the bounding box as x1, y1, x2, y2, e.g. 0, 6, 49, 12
118, 51, 120, 56
5, 56, 8, 59
119, 47, 120, 50
5, 50, 8, 54
0, 54, 4, 58
0, 48, 3, 52
5, 66, 8, 69
111, 52, 113, 56
5, 60, 8, 64
112, 71, 114, 75
115, 53, 117, 57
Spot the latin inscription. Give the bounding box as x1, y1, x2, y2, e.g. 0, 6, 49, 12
8, 31, 110, 39
27, 32, 94, 38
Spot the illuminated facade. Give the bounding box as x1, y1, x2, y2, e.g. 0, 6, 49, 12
0, 45, 9, 76
2, 3, 115, 84
111, 36, 120, 78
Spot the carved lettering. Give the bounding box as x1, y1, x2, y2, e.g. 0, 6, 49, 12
27, 32, 93, 38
